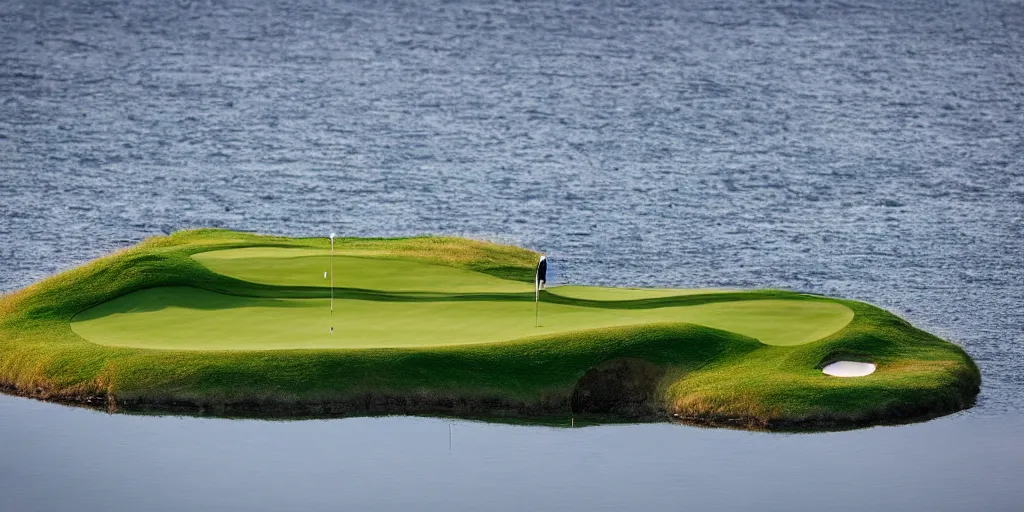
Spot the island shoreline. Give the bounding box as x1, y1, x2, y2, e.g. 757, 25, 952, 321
0, 229, 981, 431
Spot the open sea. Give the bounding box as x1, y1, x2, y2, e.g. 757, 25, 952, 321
1, 0, 1022, 510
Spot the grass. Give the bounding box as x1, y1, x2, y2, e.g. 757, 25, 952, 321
70, 289, 853, 350
192, 248, 534, 293
0, 228, 980, 429
547, 285, 742, 301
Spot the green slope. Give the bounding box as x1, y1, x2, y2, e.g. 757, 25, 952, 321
192, 247, 534, 293
547, 285, 742, 301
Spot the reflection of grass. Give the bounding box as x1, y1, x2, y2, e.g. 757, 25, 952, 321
107, 405, 643, 428
0, 228, 980, 430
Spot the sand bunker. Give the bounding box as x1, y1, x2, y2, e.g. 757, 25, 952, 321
822, 361, 876, 377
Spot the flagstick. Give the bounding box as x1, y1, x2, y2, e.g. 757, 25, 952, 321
534, 254, 546, 328
535, 276, 539, 327
329, 232, 336, 334
330, 234, 334, 313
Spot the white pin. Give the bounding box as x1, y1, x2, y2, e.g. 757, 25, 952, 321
329, 232, 336, 335
329, 232, 336, 313
535, 254, 547, 327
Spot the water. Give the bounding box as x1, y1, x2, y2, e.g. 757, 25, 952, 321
1, 395, 1022, 512
1, 0, 1022, 510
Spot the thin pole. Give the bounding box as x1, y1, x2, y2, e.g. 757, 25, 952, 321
534, 255, 546, 327
330, 237, 334, 313
534, 275, 539, 327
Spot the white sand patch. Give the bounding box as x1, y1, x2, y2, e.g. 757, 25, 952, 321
822, 361, 876, 377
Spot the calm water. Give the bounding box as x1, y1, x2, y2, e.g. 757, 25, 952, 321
1, 0, 1022, 510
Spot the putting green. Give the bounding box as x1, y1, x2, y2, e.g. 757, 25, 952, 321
71, 287, 853, 350
192, 247, 533, 293
547, 285, 742, 301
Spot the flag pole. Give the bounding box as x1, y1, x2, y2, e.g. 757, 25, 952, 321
534, 274, 539, 327
330, 232, 335, 313
534, 254, 546, 328
329, 232, 336, 335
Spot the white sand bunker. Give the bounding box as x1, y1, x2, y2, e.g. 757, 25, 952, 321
822, 361, 876, 377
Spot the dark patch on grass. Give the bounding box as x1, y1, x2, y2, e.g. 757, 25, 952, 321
571, 358, 667, 416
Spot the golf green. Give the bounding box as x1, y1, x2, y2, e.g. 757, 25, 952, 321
547, 285, 742, 301
192, 247, 533, 293
0, 229, 980, 430
71, 287, 853, 350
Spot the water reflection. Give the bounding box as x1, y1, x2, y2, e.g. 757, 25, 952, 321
1, 394, 1020, 512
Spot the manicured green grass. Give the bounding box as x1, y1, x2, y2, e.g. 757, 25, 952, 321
0, 228, 980, 429
70, 287, 853, 350
192, 248, 533, 293
547, 285, 741, 301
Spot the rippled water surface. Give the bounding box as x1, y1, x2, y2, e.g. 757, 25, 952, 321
2, 0, 1022, 510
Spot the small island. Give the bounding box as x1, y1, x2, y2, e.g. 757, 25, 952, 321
0, 229, 980, 430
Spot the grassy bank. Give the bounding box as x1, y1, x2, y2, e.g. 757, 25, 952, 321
0, 229, 980, 429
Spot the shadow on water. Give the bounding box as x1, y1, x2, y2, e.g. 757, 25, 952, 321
5, 386, 971, 434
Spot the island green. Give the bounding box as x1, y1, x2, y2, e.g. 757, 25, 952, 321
0, 229, 980, 429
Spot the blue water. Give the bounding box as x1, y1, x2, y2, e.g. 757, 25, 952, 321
1, 0, 1022, 510
1, 395, 1022, 512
